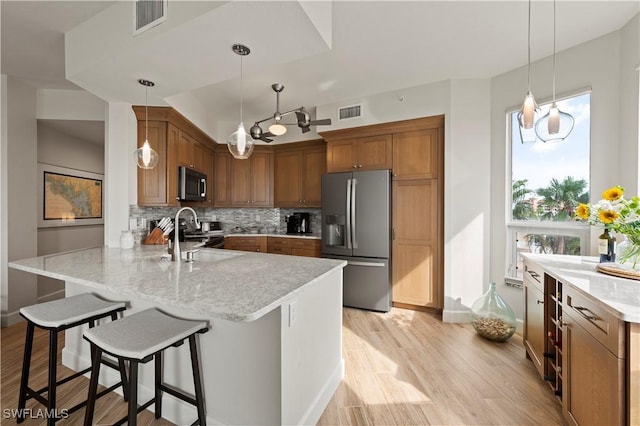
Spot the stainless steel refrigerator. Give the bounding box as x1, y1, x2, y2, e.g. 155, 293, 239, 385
321, 170, 391, 312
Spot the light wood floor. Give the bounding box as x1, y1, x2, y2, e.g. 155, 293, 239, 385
1, 307, 563, 425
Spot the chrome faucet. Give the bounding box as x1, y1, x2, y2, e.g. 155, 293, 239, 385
171, 207, 200, 261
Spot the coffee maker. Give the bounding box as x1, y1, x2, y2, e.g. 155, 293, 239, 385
286, 212, 311, 234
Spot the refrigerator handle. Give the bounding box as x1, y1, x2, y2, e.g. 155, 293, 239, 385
351, 178, 358, 249
345, 178, 352, 249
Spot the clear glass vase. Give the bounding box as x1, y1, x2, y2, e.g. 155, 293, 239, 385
470, 282, 517, 342
617, 235, 640, 269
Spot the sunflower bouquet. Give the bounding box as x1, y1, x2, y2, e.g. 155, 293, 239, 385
576, 186, 640, 266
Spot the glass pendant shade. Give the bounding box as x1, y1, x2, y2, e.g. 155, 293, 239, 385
227, 122, 255, 159
268, 123, 287, 136
519, 122, 538, 144
517, 91, 539, 130
136, 79, 159, 169
135, 140, 159, 169
227, 44, 254, 159
535, 103, 575, 143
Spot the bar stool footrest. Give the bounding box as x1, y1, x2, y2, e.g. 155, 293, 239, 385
112, 398, 156, 426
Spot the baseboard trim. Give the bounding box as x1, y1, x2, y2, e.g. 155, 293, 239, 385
297, 358, 345, 425
38, 289, 65, 304
1, 310, 23, 327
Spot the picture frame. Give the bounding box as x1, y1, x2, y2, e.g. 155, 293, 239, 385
37, 163, 104, 228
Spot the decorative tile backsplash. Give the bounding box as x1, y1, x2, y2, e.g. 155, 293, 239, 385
129, 206, 321, 236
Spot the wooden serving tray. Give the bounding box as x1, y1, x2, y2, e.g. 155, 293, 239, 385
596, 263, 640, 281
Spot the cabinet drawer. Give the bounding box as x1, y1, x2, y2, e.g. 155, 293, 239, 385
267, 237, 291, 248
564, 286, 625, 357
523, 260, 544, 293
269, 247, 292, 255
228, 236, 262, 245
290, 239, 320, 249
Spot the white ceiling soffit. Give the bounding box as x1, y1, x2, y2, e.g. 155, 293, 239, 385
0, 1, 115, 90
65, 1, 332, 105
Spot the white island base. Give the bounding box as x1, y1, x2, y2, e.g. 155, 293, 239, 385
62, 268, 343, 425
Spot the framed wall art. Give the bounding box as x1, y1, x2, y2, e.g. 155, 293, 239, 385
37, 163, 104, 228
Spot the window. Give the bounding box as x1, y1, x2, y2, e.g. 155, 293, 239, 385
507, 92, 591, 280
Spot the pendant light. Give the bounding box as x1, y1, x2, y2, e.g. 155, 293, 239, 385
517, 0, 539, 137
134, 79, 159, 169
535, 0, 574, 143
227, 44, 255, 160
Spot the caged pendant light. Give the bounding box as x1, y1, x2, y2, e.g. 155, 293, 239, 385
517, 0, 540, 139
535, 0, 574, 143
227, 44, 255, 160
134, 79, 159, 169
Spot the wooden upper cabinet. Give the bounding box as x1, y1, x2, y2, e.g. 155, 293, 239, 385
326, 135, 392, 173
274, 141, 326, 208
177, 130, 208, 173
326, 139, 357, 173
213, 148, 233, 207
137, 120, 169, 206
357, 134, 392, 170
393, 129, 440, 180
133, 106, 217, 207
301, 147, 325, 206
274, 150, 302, 206
231, 150, 273, 207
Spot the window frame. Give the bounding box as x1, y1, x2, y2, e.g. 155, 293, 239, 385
505, 89, 592, 283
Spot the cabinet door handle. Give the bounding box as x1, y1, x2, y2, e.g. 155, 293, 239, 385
536, 300, 544, 304
527, 270, 541, 283
573, 306, 599, 321
558, 316, 569, 327
353, 165, 358, 169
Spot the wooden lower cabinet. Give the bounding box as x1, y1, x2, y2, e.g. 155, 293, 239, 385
225, 236, 267, 253
523, 264, 545, 377
266, 237, 321, 258
523, 258, 638, 426
563, 310, 624, 426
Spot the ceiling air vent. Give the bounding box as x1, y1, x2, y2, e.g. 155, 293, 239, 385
338, 104, 362, 120
134, 0, 167, 35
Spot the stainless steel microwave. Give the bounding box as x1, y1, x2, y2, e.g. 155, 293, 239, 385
178, 166, 207, 201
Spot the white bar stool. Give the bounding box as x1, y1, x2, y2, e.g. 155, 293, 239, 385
17, 293, 128, 425
82, 308, 209, 426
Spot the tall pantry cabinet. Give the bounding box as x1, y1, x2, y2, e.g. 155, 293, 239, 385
321, 115, 444, 311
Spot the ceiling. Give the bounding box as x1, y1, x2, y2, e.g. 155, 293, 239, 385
2, 1, 639, 143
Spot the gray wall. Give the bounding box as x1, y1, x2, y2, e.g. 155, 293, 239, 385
2, 76, 38, 326
36, 121, 104, 301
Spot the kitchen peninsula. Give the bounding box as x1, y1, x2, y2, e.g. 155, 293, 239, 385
521, 254, 640, 425
9, 246, 346, 425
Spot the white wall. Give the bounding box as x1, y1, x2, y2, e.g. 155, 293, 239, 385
2, 76, 38, 326
617, 14, 640, 194
444, 79, 492, 322
317, 78, 494, 322
490, 13, 639, 320
105, 102, 137, 247
36, 122, 105, 301
1, 75, 8, 322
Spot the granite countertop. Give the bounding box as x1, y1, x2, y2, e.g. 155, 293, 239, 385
9, 246, 345, 322
521, 253, 640, 323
